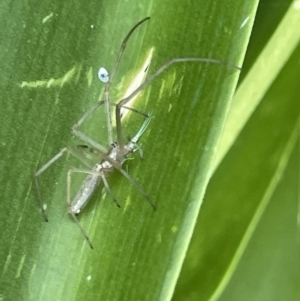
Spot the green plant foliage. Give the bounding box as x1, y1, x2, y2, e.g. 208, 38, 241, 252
173, 0, 300, 300
0, 0, 266, 300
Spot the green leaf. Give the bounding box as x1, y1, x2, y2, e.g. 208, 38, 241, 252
0, 1, 254, 300
173, 1, 300, 300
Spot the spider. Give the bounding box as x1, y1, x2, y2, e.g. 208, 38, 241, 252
34, 17, 240, 249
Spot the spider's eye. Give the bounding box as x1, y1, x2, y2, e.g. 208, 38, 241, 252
98, 67, 109, 83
